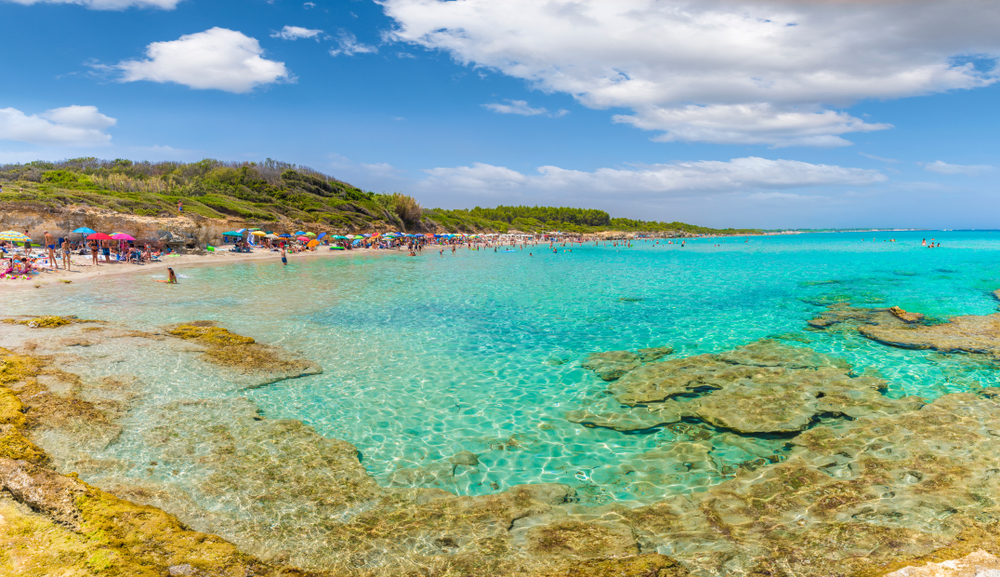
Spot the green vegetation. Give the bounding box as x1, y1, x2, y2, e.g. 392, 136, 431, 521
0, 158, 757, 235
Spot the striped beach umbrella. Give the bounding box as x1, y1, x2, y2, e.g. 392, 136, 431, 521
0, 230, 30, 242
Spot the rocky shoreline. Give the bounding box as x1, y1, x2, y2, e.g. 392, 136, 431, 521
3, 309, 1000, 576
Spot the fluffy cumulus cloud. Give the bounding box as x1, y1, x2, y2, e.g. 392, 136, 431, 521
272, 26, 323, 41
382, 0, 1000, 147
3, 0, 179, 9
329, 32, 378, 57
114, 28, 290, 93
0, 105, 116, 146
922, 160, 994, 176
418, 157, 886, 200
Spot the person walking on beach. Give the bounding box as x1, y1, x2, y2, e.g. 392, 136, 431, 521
44, 231, 56, 268
23, 229, 31, 256
61, 239, 71, 271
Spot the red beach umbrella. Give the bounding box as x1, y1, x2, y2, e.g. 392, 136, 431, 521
87, 233, 113, 240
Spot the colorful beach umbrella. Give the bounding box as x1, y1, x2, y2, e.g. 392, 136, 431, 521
72, 227, 96, 235
251, 231, 267, 237
305, 232, 317, 238
110, 233, 135, 241
0, 230, 30, 242
279, 233, 292, 238
87, 233, 112, 240
307, 239, 320, 248
297, 236, 309, 242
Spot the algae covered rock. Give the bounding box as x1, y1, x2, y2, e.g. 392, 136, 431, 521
534, 553, 690, 577
524, 520, 638, 560
565, 404, 684, 432
164, 321, 321, 382
694, 383, 818, 433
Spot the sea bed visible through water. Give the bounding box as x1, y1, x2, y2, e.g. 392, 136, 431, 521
4, 230, 1000, 575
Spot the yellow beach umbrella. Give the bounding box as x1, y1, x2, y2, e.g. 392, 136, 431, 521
251, 231, 267, 237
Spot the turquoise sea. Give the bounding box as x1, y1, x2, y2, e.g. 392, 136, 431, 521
5, 230, 1000, 505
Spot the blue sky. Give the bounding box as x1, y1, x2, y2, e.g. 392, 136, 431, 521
1, 0, 998, 228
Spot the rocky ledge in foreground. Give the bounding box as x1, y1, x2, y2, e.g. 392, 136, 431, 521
6, 318, 1000, 576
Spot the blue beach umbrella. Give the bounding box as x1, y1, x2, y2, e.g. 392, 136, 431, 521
72, 227, 97, 235
279, 233, 292, 238
294, 231, 306, 236
317, 232, 327, 240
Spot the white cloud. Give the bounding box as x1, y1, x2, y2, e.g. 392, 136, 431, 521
922, 160, 994, 176
382, 0, 1000, 146
329, 31, 378, 57
0, 105, 116, 146
615, 104, 890, 148
483, 100, 547, 116
418, 157, 887, 199
303, 1, 315, 7
484, 99, 569, 118
114, 28, 290, 93
3, 0, 180, 9
859, 152, 901, 164
272, 25, 323, 41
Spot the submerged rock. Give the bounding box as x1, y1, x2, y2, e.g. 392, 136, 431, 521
164, 321, 321, 384
889, 305, 926, 323
580, 351, 640, 381
581, 346, 674, 381
860, 313, 1000, 358
565, 404, 684, 432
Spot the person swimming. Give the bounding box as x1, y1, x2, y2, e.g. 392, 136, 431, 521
167, 268, 178, 283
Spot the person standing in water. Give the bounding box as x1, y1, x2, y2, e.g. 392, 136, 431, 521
281, 247, 287, 266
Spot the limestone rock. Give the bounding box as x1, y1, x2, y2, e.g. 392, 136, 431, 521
525, 520, 638, 560
581, 351, 641, 381
860, 313, 1000, 358
885, 551, 1000, 577
889, 306, 925, 323
449, 450, 480, 468
637, 346, 674, 362
0, 458, 84, 528
565, 404, 683, 432
695, 383, 818, 433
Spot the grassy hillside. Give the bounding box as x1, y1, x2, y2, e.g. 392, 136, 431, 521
0, 158, 757, 235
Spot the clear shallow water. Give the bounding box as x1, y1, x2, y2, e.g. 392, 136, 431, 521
6, 230, 1000, 504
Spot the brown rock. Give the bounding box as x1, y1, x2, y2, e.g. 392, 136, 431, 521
889, 306, 925, 323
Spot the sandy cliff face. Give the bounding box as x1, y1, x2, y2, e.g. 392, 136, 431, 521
0, 204, 258, 249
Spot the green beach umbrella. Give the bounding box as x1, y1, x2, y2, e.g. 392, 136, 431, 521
305, 232, 317, 237
352, 235, 364, 239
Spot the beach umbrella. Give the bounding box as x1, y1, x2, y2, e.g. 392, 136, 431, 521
305, 232, 317, 238
87, 233, 112, 240
294, 231, 306, 236
317, 232, 327, 240
279, 233, 292, 238
72, 227, 96, 235
307, 239, 320, 248
110, 233, 135, 241
0, 230, 30, 242
251, 231, 267, 237
297, 236, 309, 242
352, 235, 364, 239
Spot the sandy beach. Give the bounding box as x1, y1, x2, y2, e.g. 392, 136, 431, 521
0, 245, 378, 291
